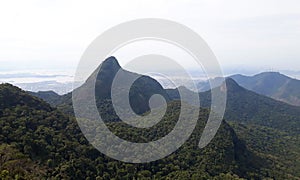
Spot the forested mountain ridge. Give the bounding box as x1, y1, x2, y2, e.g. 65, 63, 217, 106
0, 83, 272, 179
167, 78, 300, 134
24, 57, 300, 179
205, 78, 300, 134
230, 72, 300, 106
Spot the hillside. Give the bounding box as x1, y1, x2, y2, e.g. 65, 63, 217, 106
231, 72, 300, 106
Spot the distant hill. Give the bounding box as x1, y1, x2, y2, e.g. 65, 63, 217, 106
16, 80, 76, 95
230, 72, 300, 106
29, 90, 61, 106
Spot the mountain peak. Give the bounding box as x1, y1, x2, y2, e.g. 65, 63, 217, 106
77, 56, 170, 115
101, 56, 121, 71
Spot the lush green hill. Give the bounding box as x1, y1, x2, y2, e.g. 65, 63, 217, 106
231, 72, 300, 106
0, 83, 271, 179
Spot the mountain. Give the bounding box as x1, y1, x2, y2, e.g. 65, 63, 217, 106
36, 56, 170, 117
219, 78, 300, 134
88, 56, 170, 114
0, 83, 270, 179
231, 72, 300, 106
168, 78, 300, 134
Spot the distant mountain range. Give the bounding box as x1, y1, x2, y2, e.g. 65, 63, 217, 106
197, 72, 300, 106
31, 57, 300, 135
17, 81, 77, 95
206, 78, 300, 133
168, 78, 300, 134
230, 72, 300, 106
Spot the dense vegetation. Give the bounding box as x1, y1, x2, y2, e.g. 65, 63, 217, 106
0, 83, 279, 179
230, 122, 300, 179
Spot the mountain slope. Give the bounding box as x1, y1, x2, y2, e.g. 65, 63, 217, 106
231, 72, 300, 106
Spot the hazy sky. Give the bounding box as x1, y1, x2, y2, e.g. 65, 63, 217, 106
0, 0, 300, 73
